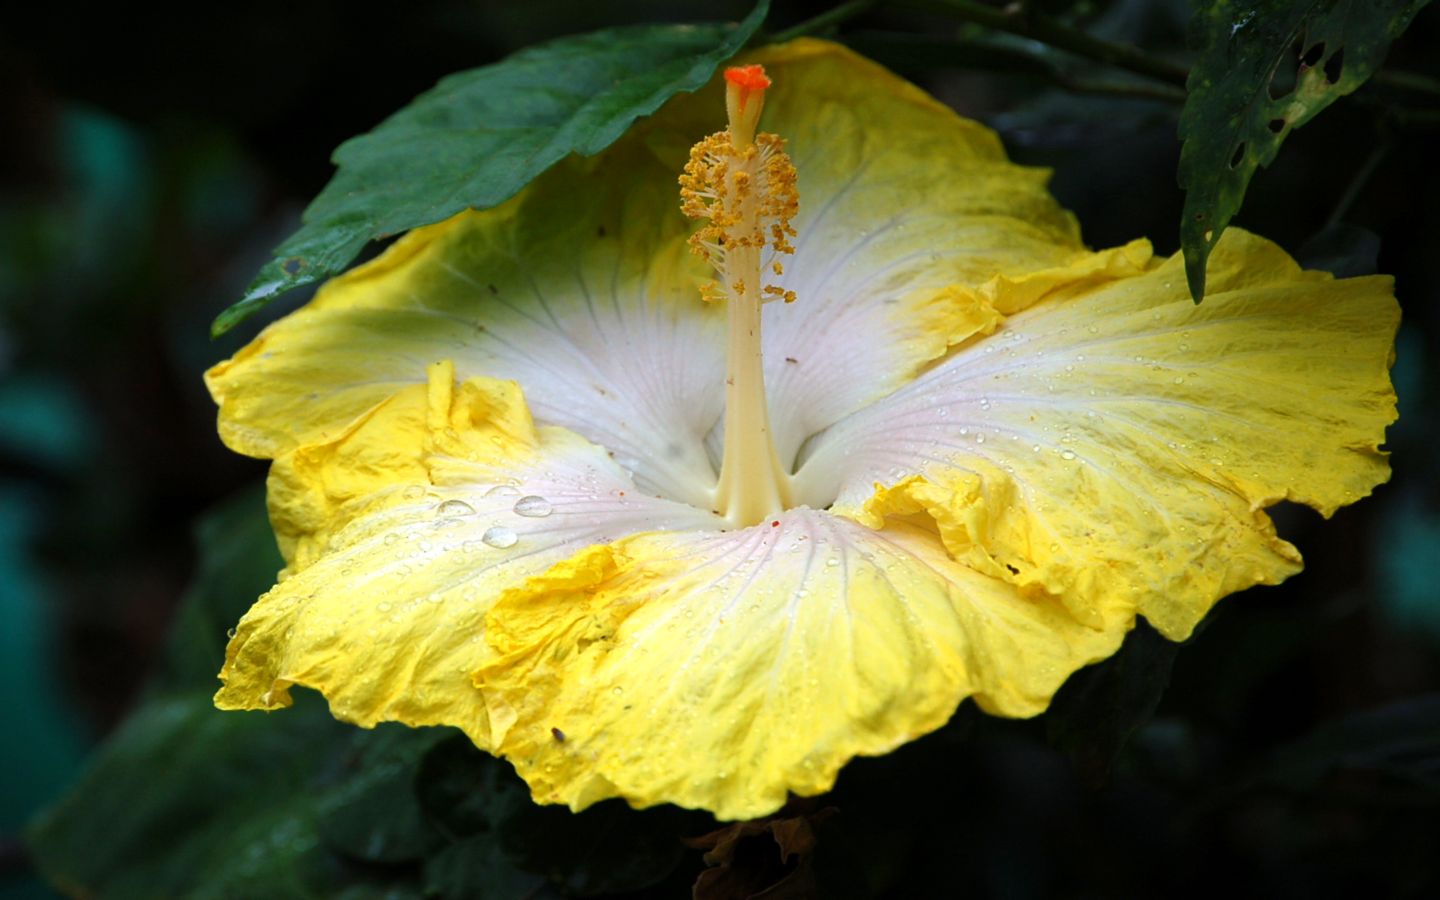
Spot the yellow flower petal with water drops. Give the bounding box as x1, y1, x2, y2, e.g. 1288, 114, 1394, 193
217, 361, 721, 743
473, 508, 1123, 821
796, 229, 1398, 640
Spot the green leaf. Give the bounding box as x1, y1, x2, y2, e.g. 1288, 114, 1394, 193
422, 837, 550, 900
1045, 619, 1181, 785
1178, 0, 1430, 301
212, 2, 769, 337
155, 484, 282, 691
317, 727, 449, 865
415, 735, 699, 897
27, 692, 351, 899
25, 490, 441, 899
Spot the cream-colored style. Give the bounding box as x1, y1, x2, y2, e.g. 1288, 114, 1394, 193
207, 39, 1398, 821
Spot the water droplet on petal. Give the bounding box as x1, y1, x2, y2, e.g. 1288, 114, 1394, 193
437, 499, 476, 517
383, 533, 401, 546
1060, 450, 1077, 460
482, 525, 518, 549
484, 484, 521, 498
513, 495, 553, 518
402, 485, 426, 500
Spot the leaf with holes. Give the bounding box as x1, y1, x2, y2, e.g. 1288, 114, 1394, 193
212, 2, 769, 337
1178, 0, 1430, 301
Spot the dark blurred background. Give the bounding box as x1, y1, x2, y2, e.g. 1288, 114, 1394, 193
2, 1, 1438, 897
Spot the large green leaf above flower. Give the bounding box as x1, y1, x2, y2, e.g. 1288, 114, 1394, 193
212, 2, 769, 336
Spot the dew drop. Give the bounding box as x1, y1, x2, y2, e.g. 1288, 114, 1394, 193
402, 485, 426, 500
612, 686, 624, 696
427, 592, 445, 604
975, 433, 985, 444
482, 525, 518, 549
825, 558, 840, 567
513, 495, 553, 517
1173, 376, 1185, 385
383, 533, 400, 546
1060, 450, 1077, 460
377, 601, 393, 612
437, 499, 476, 517
483, 484, 522, 499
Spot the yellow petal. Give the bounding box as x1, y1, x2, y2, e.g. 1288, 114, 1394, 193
473, 508, 1124, 821
217, 362, 721, 744
797, 229, 1398, 639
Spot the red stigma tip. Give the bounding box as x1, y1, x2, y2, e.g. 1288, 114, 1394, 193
724, 65, 771, 91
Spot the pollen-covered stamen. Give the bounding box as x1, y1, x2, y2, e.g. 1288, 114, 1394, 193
677, 64, 800, 526
679, 69, 799, 306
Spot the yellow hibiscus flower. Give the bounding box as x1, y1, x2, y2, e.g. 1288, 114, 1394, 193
205, 39, 1398, 821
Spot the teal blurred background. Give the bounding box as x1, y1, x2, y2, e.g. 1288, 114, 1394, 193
3, 1, 1438, 897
